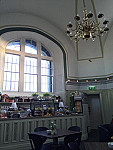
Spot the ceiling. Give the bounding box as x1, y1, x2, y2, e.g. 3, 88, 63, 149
0, 0, 113, 33
0, 0, 113, 78
0, 0, 113, 55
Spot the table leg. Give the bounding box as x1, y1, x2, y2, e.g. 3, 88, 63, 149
53, 137, 58, 145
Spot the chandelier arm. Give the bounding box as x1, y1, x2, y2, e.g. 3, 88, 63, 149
66, 0, 109, 41
90, 0, 100, 32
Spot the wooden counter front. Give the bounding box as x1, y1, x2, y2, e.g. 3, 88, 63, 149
0, 115, 88, 150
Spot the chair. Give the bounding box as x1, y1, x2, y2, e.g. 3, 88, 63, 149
28, 132, 45, 150
34, 127, 49, 132
59, 126, 81, 149
68, 141, 80, 150
34, 127, 49, 143
68, 126, 80, 132
98, 124, 113, 142
64, 132, 82, 150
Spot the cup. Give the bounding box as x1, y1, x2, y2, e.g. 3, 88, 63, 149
46, 130, 51, 135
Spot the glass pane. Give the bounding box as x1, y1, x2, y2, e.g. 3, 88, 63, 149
41, 60, 53, 70
6, 40, 20, 51
6, 72, 11, 81
41, 76, 53, 92
41, 60, 53, 75
5, 53, 12, 63
41, 59, 53, 92
6, 81, 10, 91
24, 57, 37, 74
3, 53, 20, 91
41, 46, 51, 57
24, 57, 38, 92
14, 82, 18, 91
25, 39, 37, 54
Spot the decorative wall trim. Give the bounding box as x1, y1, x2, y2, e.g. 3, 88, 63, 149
66, 75, 113, 86
68, 72, 113, 80
76, 0, 103, 61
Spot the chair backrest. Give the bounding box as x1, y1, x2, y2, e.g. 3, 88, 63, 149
64, 132, 82, 150
34, 127, 48, 132
68, 126, 80, 132
98, 125, 111, 142
34, 127, 49, 143
28, 132, 44, 150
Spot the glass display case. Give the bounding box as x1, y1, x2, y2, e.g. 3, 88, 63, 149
74, 96, 83, 113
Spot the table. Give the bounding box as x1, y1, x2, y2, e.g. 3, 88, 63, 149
84, 142, 109, 150
32, 129, 79, 145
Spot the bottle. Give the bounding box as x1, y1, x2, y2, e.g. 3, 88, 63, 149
53, 124, 57, 134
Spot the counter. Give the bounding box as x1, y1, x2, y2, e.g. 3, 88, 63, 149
0, 114, 88, 150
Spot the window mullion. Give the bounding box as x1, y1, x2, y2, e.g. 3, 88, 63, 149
19, 39, 25, 93
38, 42, 41, 93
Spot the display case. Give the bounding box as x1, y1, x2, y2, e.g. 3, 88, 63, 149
74, 96, 83, 113
70, 92, 83, 113
30, 99, 58, 117
0, 98, 59, 118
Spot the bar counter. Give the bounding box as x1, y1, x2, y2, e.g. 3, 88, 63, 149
0, 114, 88, 150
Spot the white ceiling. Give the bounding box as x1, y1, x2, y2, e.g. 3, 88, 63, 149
0, 0, 113, 33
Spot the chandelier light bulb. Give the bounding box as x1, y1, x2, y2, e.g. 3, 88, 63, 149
75, 15, 80, 21
98, 13, 104, 18
104, 27, 109, 32
87, 11, 93, 18
67, 22, 73, 28
103, 20, 109, 25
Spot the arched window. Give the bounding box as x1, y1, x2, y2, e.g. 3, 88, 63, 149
6, 40, 20, 51
3, 39, 53, 93
41, 46, 51, 57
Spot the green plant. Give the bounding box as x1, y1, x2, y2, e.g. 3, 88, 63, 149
43, 92, 51, 97
32, 92, 38, 96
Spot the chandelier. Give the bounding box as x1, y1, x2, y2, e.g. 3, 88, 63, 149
66, 0, 109, 42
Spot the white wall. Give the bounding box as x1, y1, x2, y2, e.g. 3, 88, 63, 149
0, 12, 113, 84
104, 24, 113, 75
0, 12, 78, 79
75, 25, 113, 79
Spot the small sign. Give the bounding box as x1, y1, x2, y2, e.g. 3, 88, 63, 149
88, 86, 96, 90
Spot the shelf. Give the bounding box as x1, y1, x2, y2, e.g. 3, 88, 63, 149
0, 102, 30, 104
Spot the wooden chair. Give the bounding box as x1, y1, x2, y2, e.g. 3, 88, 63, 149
34, 127, 49, 143
64, 132, 82, 150
28, 132, 44, 150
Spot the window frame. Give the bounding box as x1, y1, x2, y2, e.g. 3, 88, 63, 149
3, 38, 54, 94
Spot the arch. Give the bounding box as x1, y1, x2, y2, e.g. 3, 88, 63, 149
0, 26, 67, 79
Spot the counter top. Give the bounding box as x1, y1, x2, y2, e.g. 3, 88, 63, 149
0, 113, 84, 121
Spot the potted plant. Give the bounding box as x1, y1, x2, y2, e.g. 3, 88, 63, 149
32, 93, 38, 98
43, 93, 51, 100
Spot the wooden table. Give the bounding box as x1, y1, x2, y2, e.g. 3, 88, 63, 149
84, 142, 110, 150
32, 129, 79, 145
